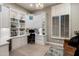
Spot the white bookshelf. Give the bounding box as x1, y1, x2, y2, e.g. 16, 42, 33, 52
10, 18, 19, 37
10, 9, 26, 37
19, 20, 26, 35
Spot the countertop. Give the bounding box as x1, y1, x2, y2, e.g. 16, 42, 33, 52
0, 41, 9, 47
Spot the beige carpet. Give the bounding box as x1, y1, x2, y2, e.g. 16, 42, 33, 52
11, 44, 50, 56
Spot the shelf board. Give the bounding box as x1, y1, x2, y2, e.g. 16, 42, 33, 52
10, 34, 26, 39
51, 36, 70, 40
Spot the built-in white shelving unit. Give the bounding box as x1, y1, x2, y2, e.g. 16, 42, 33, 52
19, 20, 26, 35
11, 18, 18, 37
10, 8, 26, 37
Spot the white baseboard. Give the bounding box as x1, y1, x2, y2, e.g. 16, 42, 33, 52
46, 42, 63, 47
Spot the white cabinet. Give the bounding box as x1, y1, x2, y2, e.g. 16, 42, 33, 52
55, 4, 70, 16
10, 8, 26, 37
0, 5, 10, 28
10, 9, 17, 18
0, 5, 1, 27
0, 28, 10, 42
0, 44, 9, 56
10, 8, 25, 20
71, 4, 79, 36
12, 36, 27, 50
35, 35, 47, 45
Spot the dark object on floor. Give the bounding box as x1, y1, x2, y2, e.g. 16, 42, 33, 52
68, 34, 79, 56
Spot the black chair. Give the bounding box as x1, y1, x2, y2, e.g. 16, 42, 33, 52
27, 29, 35, 44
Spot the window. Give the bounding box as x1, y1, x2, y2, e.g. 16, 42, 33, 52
52, 15, 69, 38
52, 16, 59, 37
61, 15, 69, 38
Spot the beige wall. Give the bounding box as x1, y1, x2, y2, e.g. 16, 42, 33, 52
71, 3, 79, 36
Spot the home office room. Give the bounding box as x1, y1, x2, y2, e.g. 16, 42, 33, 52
0, 0, 79, 58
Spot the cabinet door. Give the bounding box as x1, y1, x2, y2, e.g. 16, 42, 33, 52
52, 16, 59, 37
10, 9, 17, 19
0, 44, 9, 56
0, 6, 10, 28
61, 15, 69, 38
0, 5, 1, 27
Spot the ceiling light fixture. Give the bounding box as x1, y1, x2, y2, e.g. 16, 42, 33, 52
30, 4, 33, 7
36, 3, 39, 8
39, 4, 44, 8
29, 3, 44, 9
36, 3, 44, 9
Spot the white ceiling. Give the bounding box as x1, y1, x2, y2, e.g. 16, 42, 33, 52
16, 3, 58, 12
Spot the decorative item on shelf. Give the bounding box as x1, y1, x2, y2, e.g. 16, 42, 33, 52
20, 16, 23, 20
20, 28, 25, 31
20, 14, 25, 20
19, 20, 25, 31
39, 28, 42, 35
11, 31, 17, 37
19, 27, 25, 35
10, 17, 19, 37
26, 28, 30, 32
19, 20, 25, 35
34, 28, 39, 34
74, 31, 79, 36
19, 20, 25, 23
20, 31, 25, 35
29, 16, 33, 20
